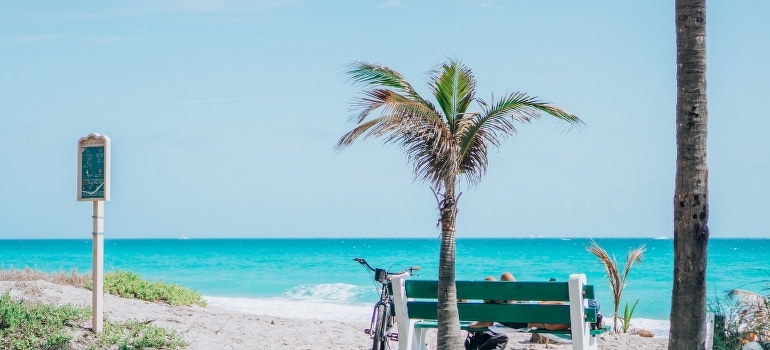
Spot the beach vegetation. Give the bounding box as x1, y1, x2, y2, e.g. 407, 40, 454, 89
0, 267, 90, 287
85, 270, 207, 307
586, 240, 645, 333
337, 59, 582, 349
0, 268, 206, 307
0, 291, 187, 350
98, 319, 188, 350
621, 299, 639, 333
0, 291, 89, 349
709, 286, 770, 350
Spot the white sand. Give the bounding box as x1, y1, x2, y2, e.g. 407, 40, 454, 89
0, 280, 668, 349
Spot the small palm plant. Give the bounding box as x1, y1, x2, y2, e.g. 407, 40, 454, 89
587, 240, 646, 333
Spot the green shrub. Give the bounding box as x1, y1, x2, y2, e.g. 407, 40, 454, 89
0, 291, 89, 349
85, 270, 206, 307
98, 319, 187, 350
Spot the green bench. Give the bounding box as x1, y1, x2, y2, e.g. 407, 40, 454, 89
390, 274, 607, 350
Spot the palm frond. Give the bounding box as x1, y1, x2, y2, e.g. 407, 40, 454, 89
454, 92, 582, 180
728, 289, 769, 313
587, 240, 622, 297
480, 92, 581, 140
429, 59, 476, 131
346, 62, 431, 117
456, 131, 488, 186
621, 245, 646, 283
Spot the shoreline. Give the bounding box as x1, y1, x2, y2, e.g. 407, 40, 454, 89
0, 279, 669, 349
205, 295, 672, 338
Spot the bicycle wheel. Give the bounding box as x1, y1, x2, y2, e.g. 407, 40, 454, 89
371, 303, 390, 350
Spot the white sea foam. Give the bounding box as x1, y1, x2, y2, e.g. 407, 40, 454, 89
283, 283, 363, 303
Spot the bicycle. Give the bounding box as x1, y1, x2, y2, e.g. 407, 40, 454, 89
354, 257, 420, 350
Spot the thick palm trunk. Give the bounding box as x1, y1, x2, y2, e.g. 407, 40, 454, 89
436, 179, 462, 350
670, 0, 709, 349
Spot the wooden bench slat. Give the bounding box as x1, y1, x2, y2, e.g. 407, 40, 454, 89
406, 301, 599, 324
407, 301, 572, 324
413, 320, 608, 336
405, 280, 596, 301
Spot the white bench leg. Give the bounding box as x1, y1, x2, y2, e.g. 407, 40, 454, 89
410, 329, 428, 350
568, 274, 597, 350
588, 333, 598, 350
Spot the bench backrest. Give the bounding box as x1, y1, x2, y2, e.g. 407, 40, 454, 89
403, 280, 598, 324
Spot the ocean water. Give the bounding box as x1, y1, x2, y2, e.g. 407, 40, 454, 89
1, 238, 769, 338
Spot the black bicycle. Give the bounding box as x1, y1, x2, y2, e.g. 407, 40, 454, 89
354, 257, 420, 350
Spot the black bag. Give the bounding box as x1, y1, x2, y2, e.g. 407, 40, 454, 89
464, 330, 509, 350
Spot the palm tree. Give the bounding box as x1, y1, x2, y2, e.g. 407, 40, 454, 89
586, 240, 646, 333
670, 0, 709, 349
336, 59, 582, 349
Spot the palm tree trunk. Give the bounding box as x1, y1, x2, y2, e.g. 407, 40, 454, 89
670, 0, 709, 349
437, 178, 462, 350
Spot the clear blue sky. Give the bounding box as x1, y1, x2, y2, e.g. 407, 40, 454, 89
1, 1, 768, 239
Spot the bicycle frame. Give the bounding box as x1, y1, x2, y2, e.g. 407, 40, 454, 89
355, 258, 418, 350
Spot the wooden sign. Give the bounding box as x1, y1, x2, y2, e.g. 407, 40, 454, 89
77, 134, 110, 201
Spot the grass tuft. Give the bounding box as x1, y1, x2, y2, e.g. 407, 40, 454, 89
98, 319, 187, 350
0, 267, 90, 287
84, 270, 207, 307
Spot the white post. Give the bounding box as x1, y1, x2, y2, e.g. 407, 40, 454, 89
568, 274, 595, 350
705, 312, 715, 350
92, 200, 104, 333
390, 274, 415, 350
77, 133, 110, 334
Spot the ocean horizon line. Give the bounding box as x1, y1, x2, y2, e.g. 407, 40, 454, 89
0, 236, 766, 240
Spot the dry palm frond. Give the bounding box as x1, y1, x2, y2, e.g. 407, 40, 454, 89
727, 289, 770, 330
587, 240, 646, 333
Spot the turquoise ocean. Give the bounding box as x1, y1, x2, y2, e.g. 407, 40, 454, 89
2, 238, 769, 338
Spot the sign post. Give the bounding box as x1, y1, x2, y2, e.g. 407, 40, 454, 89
77, 133, 111, 334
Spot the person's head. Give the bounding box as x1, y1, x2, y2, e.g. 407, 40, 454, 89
500, 272, 515, 281
483, 276, 498, 303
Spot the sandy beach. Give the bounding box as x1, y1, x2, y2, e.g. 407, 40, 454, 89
0, 279, 669, 349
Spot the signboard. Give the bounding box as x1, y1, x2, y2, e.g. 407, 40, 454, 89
77, 133, 111, 201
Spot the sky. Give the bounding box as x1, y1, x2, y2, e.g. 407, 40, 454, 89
1, 1, 769, 239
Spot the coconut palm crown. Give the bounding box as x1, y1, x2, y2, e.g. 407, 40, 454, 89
336, 59, 583, 349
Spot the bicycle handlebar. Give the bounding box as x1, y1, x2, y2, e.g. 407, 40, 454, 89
353, 257, 420, 276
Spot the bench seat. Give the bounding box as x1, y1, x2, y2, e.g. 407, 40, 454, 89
412, 319, 608, 336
